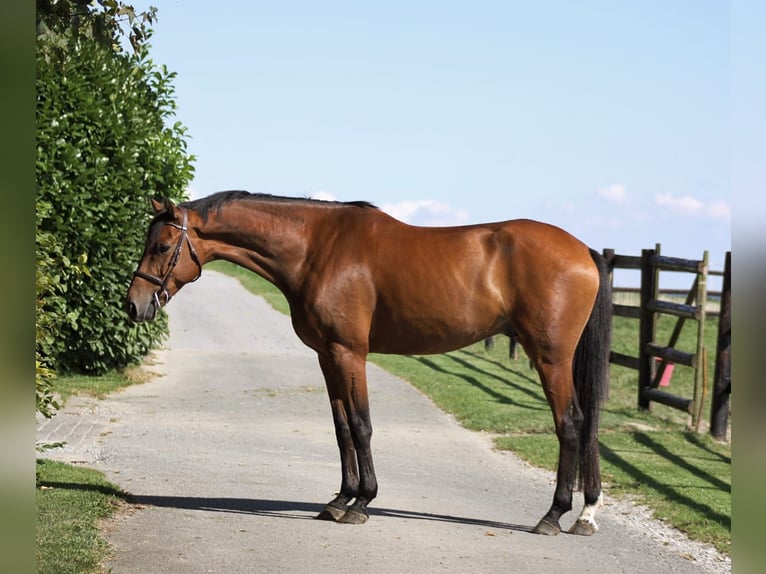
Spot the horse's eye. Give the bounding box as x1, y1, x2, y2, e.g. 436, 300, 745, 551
157, 244, 171, 254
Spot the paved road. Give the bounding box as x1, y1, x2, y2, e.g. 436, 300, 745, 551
37, 271, 728, 573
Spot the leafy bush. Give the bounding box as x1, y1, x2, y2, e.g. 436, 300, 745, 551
35, 226, 69, 418
36, 3, 195, 375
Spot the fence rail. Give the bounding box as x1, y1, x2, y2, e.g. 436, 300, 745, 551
612, 288, 723, 316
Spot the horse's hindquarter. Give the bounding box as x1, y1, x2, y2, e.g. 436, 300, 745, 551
496, 220, 601, 356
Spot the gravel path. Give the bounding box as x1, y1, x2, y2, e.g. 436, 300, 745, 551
37, 270, 730, 573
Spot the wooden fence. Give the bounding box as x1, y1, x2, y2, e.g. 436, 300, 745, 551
603, 247, 731, 438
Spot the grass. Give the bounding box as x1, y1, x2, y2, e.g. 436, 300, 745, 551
36, 459, 128, 574
52, 370, 138, 405
208, 261, 731, 555
37, 363, 156, 572
50, 358, 158, 408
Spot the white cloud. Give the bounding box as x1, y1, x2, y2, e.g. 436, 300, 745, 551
705, 199, 732, 220
381, 199, 470, 226
311, 189, 338, 202
654, 193, 729, 220
655, 192, 704, 214
596, 183, 630, 205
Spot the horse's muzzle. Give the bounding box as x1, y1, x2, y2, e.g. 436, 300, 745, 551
126, 296, 158, 323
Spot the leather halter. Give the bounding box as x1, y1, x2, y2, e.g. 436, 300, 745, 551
133, 206, 202, 309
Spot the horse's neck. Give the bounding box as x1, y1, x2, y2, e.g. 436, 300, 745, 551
202, 203, 313, 293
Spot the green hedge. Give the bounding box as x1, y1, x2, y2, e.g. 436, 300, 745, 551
36, 4, 195, 376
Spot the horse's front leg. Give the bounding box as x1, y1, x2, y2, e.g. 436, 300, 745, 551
315, 387, 359, 522
316, 347, 377, 524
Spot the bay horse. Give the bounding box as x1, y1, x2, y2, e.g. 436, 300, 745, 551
125, 190, 611, 536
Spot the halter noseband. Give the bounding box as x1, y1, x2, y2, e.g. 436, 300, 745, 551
133, 206, 202, 309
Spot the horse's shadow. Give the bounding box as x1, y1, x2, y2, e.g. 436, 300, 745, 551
39, 481, 534, 532
125, 492, 533, 533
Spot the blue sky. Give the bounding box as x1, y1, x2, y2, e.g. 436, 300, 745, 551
134, 1, 732, 289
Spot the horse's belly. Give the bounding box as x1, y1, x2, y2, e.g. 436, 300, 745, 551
368, 314, 502, 355
369, 336, 484, 355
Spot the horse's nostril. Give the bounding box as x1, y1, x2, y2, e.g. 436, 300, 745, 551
127, 301, 138, 321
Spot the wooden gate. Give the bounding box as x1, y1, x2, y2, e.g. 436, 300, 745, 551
603, 247, 729, 434
638, 247, 708, 429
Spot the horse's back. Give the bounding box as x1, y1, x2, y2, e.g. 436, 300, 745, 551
367, 215, 598, 302
330, 213, 600, 355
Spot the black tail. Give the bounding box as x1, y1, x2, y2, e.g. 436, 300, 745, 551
573, 248, 612, 496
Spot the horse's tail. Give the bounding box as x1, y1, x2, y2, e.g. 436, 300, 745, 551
573, 248, 612, 495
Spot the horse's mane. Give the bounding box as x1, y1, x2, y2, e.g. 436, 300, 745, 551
180, 190, 377, 222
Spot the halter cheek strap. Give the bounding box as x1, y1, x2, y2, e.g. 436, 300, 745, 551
133, 206, 202, 308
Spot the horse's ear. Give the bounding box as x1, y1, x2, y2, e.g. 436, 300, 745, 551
150, 197, 176, 216
162, 197, 176, 217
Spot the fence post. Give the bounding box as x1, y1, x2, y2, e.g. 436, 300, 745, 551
638, 248, 657, 411
692, 251, 708, 431
710, 251, 731, 440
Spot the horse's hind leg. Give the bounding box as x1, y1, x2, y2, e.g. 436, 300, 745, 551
569, 489, 604, 536
316, 347, 377, 524
569, 427, 604, 535
531, 360, 583, 536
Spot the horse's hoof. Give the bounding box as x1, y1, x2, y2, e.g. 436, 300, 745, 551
316, 503, 347, 522
568, 519, 597, 536
532, 518, 561, 536
339, 507, 369, 525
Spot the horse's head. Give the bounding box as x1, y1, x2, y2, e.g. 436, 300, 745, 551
125, 197, 203, 322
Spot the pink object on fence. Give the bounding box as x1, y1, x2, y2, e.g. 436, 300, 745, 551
654, 358, 675, 387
